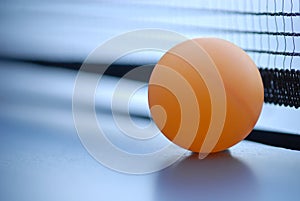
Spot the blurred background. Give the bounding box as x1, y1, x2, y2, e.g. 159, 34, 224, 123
1, 0, 299, 133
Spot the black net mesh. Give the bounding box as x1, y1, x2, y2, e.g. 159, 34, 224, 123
194, 0, 300, 108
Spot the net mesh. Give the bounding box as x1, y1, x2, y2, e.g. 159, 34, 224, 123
179, 0, 300, 108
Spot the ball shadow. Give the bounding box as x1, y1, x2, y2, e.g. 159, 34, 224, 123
155, 151, 258, 201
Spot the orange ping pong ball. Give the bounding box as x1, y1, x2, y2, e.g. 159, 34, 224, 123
148, 38, 264, 153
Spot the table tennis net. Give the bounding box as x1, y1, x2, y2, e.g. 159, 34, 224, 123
195, 0, 300, 108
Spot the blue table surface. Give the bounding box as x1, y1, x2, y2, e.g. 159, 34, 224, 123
0, 60, 299, 201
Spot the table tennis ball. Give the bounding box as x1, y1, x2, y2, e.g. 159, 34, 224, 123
148, 38, 264, 153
